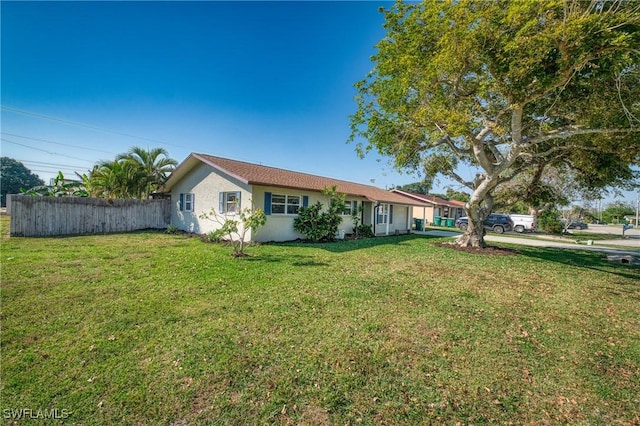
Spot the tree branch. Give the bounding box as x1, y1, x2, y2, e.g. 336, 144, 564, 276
443, 169, 474, 191
469, 126, 497, 173
525, 127, 637, 146
434, 123, 473, 156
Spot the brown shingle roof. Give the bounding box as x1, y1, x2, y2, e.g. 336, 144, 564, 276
391, 189, 467, 208
164, 153, 426, 206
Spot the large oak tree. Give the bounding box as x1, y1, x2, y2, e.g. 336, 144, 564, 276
350, 0, 640, 247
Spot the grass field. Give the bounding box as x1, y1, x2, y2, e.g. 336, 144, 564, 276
2, 216, 639, 425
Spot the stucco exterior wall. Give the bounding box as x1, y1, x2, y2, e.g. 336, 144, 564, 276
251, 186, 364, 242
373, 204, 412, 236
412, 205, 436, 225
170, 165, 414, 242
171, 162, 252, 236
411, 205, 464, 226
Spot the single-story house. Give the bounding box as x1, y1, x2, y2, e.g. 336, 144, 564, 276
390, 189, 466, 226
162, 153, 426, 242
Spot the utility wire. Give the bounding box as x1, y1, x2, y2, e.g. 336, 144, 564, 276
1, 138, 95, 163
29, 168, 83, 174
17, 159, 89, 169
1, 132, 118, 155
20, 163, 87, 172
1, 105, 188, 149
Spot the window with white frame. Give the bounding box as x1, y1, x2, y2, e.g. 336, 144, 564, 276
342, 200, 357, 215
220, 191, 241, 213
377, 203, 389, 224
180, 193, 194, 212
271, 194, 301, 215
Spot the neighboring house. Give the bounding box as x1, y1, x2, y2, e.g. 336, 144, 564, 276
162, 153, 426, 242
624, 215, 638, 226
391, 189, 466, 226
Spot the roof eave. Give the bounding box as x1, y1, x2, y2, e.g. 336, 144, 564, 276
193, 153, 250, 185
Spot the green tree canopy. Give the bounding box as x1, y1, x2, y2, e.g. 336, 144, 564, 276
601, 201, 635, 224
116, 146, 177, 198
0, 157, 45, 206
350, 0, 640, 247
394, 181, 432, 195
89, 146, 177, 199
445, 188, 470, 203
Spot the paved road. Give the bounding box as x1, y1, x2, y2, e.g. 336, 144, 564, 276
415, 229, 639, 257
579, 223, 639, 238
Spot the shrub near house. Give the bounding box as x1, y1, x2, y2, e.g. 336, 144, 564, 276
293, 186, 345, 242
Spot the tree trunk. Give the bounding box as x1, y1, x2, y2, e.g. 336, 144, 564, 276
454, 175, 497, 248
456, 222, 487, 248
456, 209, 488, 248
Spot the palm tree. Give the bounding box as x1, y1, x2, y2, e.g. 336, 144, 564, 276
116, 147, 177, 198
90, 160, 144, 199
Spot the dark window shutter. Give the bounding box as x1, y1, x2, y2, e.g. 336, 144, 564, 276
303, 195, 309, 207
264, 192, 272, 215
390, 205, 394, 224
237, 191, 241, 210
219, 192, 224, 213
179, 193, 184, 211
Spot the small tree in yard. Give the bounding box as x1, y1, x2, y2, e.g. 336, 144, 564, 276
350, 0, 640, 248
294, 186, 346, 242
200, 207, 267, 257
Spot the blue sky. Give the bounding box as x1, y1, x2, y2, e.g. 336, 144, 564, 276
1, 1, 637, 206
2, 1, 430, 188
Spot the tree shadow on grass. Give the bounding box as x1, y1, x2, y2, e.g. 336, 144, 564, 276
264, 233, 443, 254
243, 253, 330, 267
425, 235, 640, 283
514, 245, 640, 283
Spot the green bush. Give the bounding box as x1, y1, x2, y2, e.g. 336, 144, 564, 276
165, 224, 181, 234
293, 186, 346, 242
355, 224, 374, 238
200, 229, 224, 243
294, 202, 342, 242
538, 209, 563, 234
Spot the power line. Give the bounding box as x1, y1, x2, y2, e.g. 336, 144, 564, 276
1, 132, 118, 155
1, 105, 187, 149
29, 168, 82, 176
1, 138, 95, 163
29, 167, 81, 173
17, 159, 89, 169
20, 163, 87, 172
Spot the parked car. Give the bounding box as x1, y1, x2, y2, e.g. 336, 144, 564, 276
455, 214, 514, 234
566, 221, 589, 230
509, 214, 537, 233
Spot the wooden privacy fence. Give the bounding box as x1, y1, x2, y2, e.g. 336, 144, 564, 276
9, 195, 171, 237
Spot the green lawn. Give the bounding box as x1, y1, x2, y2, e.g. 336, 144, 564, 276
2, 216, 639, 425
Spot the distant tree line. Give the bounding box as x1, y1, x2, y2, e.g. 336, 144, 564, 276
0, 157, 45, 206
